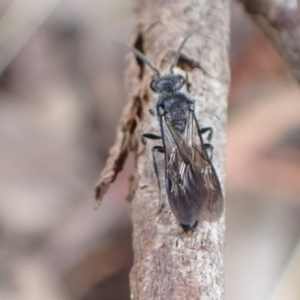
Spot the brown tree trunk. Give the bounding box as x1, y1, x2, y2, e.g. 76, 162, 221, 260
127, 1, 231, 299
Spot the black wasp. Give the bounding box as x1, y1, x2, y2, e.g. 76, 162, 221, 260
134, 32, 224, 235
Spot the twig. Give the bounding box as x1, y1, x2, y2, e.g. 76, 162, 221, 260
240, 0, 300, 82
95, 0, 230, 299
0, 0, 61, 73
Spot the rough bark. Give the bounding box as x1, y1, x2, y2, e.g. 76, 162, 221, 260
127, 1, 230, 299
240, 0, 300, 82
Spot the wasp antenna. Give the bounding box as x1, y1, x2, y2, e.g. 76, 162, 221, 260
131, 48, 161, 77
170, 28, 201, 74
114, 41, 161, 77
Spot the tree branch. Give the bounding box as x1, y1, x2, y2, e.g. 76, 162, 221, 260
127, 1, 230, 299
95, 0, 230, 299
240, 0, 300, 82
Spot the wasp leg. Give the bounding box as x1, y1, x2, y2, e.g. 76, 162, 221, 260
141, 133, 162, 145
151, 145, 165, 213
200, 126, 213, 142
176, 52, 214, 78
175, 52, 209, 75
142, 134, 165, 212
204, 143, 214, 161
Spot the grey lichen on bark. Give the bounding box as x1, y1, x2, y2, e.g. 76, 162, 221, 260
127, 1, 230, 299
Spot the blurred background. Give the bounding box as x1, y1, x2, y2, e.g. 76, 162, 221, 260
1, 1, 300, 300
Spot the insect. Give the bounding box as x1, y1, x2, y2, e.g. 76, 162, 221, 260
134, 32, 224, 235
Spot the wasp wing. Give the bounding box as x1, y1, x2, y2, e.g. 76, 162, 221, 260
161, 113, 223, 226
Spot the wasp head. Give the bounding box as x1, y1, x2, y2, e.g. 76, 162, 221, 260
150, 74, 185, 93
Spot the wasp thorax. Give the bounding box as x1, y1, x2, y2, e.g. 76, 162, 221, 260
150, 74, 185, 93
